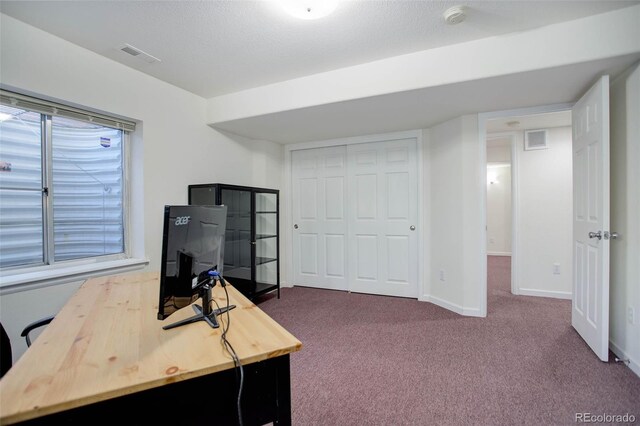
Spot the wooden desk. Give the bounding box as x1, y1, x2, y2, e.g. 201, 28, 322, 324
0, 272, 301, 425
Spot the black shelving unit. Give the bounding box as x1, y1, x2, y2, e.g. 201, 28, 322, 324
188, 183, 280, 301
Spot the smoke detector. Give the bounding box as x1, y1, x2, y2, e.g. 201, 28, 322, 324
443, 5, 467, 25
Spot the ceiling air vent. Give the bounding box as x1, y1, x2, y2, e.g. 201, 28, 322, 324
524, 129, 548, 151
119, 44, 161, 64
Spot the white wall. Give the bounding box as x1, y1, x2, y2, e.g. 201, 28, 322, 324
487, 140, 512, 255
486, 165, 512, 255
610, 62, 640, 376
513, 127, 573, 299
0, 14, 284, 361
424, 115, 483, 316
487, 142, 511, 163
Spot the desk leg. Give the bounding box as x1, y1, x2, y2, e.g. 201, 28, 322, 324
275, 354, 292, 426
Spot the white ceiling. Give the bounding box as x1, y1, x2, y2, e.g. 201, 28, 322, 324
1, 0, 638, 99
487, 110, 572, 134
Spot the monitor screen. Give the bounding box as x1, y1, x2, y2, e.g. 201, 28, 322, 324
158, 204, 227, 320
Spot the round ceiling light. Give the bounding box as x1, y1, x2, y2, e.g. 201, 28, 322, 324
443, 5, 467, 25
279, 0, 339, 20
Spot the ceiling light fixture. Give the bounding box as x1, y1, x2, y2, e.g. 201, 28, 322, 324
280, 0, 339, 20
443, 5, 467, 25
0, 112, 13, 122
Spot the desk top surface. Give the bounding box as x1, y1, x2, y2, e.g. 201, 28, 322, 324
0, 272, 301, 424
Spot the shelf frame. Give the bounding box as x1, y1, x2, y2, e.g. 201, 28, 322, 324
188, 183, 280, 301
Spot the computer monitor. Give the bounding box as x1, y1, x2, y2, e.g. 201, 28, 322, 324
158, 204, 235, 330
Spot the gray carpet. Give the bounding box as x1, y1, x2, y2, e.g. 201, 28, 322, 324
258, 256, 640, 425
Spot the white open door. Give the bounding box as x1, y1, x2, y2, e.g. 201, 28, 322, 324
572, 75, 610, 361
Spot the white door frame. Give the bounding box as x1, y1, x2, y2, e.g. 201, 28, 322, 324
478, 103, 573, 317
284, 129, 425, 298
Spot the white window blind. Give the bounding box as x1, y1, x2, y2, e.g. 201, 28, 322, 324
0, 93, 131, 269
0, 90, 136, 132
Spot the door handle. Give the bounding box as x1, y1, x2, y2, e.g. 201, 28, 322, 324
410, 225, 416, 231
294, 224, 298, 229
604, 231, 618, 240
588, 231, 602, 240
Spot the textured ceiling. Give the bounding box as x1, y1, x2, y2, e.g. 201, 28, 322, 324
1, 0, 638, 98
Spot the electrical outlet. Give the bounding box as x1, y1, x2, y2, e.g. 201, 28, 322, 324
628, 307, 635, 325
439, 269, 446, 282
489, 237, 495, 244
553, 263, 561, 275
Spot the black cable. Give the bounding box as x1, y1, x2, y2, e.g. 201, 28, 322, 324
214, 300, 240, 386
212, 280, 244, 426
222, 287, 244, 426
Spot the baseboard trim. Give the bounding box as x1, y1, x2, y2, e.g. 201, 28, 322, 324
610, 340, 640, 378
422, 294, 484, 317
518, 288, 572, 300
487, 252, 512, 257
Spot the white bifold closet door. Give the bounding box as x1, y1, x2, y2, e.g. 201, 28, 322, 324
292, 138, 418, 298
347, 139, 418, 298
292, 146, 348, 291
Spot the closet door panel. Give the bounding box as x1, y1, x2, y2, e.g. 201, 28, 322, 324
292, 146, 347, 290
292, 138, 417, 298
348, 138, 418, 298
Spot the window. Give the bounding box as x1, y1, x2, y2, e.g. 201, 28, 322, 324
0, 91, 135, 270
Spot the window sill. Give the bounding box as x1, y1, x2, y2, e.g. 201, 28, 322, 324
0, 258, 149, 295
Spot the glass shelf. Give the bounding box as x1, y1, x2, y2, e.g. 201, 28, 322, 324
256, 234, 277, 240
256, 256, 277, 266
255, 282, 277, 295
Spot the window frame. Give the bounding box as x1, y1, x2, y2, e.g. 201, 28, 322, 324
0, 91, 135, 278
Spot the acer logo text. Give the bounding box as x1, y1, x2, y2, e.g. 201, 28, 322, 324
175, 216, 190, 226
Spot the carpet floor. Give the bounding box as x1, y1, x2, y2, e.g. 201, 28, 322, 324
258, 256, 640, 425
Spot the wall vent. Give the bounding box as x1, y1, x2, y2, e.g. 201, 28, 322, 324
118, 44, 161, 64
524, 129, 548, 151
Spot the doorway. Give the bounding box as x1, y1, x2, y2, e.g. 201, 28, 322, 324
484, 110, 574, 311
486, 135, 514, 300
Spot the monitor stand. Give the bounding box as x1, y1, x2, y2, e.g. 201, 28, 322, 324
163, 283, 235, 330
